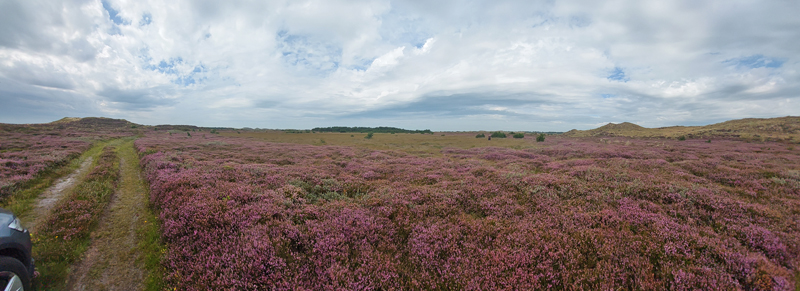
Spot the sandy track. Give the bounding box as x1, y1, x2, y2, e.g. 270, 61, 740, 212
28, 157, 93, 233
66, 143, 147, 291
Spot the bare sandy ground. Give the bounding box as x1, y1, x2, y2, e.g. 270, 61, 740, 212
28, 157, 93, 233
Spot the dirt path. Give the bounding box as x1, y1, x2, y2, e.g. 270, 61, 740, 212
66, 142, 148, 290
27, 157, 93, 233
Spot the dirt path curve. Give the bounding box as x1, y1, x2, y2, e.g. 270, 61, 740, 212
27, 157, 93, 233
66, 142, 147, 291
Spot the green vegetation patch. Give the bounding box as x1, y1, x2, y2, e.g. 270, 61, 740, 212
34, 145, 120, 290
313, 126, 433, 134
490, 131, 507, 138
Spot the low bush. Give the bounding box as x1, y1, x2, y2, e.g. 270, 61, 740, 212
536, 133, 545, 142
490, 131, 507, 138
475, 133, 485, 138
513, 133, 525, 139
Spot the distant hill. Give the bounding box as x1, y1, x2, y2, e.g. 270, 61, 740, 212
50, 117, 83, 124
1, 117, 140, 132
563, 116, 800, 141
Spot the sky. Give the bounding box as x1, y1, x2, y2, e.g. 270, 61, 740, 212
0, 0, 798, 131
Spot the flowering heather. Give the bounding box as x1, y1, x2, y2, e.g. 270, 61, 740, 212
136, 134, 800, 290
0, 118, 137, 197
0, 132, 91, 196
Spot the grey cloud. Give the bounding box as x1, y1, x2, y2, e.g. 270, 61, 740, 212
98, 87, 179, 110
0, 0, 798, 130
0, 77, 98, 123
346, 91, 563, 119
253, 99, 280, 109
2, 62, 76, 90
0, 1, 36, 49
0, 0, 100, 63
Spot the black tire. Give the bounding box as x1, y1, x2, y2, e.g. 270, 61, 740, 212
0, 256, 31, 291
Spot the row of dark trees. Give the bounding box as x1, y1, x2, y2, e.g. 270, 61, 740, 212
312, 126, 433, 134
477, 131, 547, 141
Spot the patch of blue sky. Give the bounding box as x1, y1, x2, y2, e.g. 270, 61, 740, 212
140, 13, 152, 26
155, 57, 183, 75
724, 54, 784, 69
102, 0, 129, 25
378, 11, 431, 49
348, 58, 375, 71
140, 53, 206, 87
171, 65, 207, 87
108, 25, 122, 36
276, 31, 342, 75
192, 64, 206, 73
600, 94, 615, 99
607, 67, 629, 82
413, 41, 426, 49
173, 76, 196, 86
569, 15, 591, 28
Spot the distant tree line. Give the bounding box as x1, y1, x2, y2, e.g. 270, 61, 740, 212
154, 125, 234, 132
312, 126, 433, 134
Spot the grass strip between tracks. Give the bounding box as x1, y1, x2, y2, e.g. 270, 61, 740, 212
125, 140, 166, 291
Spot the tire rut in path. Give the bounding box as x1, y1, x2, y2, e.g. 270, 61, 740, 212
28, 157, 93, 233
66, 143, 148, 291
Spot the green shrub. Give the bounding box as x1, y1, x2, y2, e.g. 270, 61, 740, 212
513, 133, 524, 139
365, 132, 374, 139
678, 136, 686, 141
476, 133, 485, 138
491, 132, 507, 138
536, 133, 545, 142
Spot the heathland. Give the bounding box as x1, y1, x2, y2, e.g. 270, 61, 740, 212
1, 116, 799, 290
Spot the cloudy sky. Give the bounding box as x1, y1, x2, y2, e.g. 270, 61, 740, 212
0, 0, 798, 131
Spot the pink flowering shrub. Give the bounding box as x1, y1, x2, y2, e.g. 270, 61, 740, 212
137, 134, 800, 290
0, 133, 91, 196
0, 118, 137, 198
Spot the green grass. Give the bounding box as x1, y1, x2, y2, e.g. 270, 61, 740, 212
223, 131, 545, 157
33, 141, 122, 290
1, 136, 167, 290
116, 140, 167, 291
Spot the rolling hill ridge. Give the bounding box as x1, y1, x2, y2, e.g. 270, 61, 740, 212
563, 116, 800, 142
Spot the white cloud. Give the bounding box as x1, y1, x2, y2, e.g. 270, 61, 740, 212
0, 0, 798, 130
